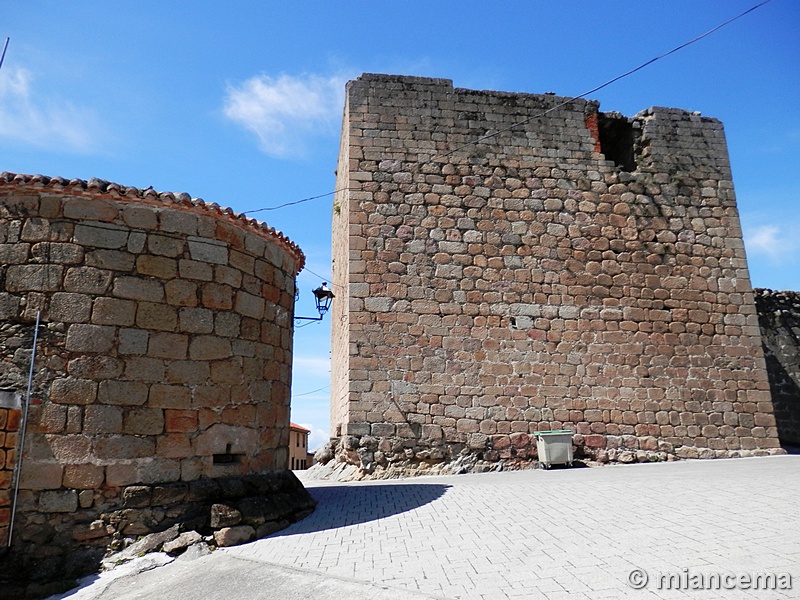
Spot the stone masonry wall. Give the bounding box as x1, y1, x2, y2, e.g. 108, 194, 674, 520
0, 172, 307, 589
755, 289, 800, 446
327, 74, 781, 477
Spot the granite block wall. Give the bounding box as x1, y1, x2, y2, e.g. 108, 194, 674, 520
0, 172, 307, 589
755, 289, 800, 446
327, 74, 781, 477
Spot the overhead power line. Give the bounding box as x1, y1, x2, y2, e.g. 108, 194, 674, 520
292, 385, 330, 398
243, 189, 345, 215
243, 0, 771, 211
441, 0, 772, 157
0, 37, 10, 71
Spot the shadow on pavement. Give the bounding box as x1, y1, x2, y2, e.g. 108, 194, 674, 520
270, 483, 451, 536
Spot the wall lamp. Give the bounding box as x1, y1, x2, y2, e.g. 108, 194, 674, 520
294, 283, 335, 322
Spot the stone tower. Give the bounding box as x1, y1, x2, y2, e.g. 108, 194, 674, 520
0, 173, 316, 587
327, 74, 781, 477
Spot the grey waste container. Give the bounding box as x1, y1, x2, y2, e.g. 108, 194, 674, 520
533, 430, 574, 469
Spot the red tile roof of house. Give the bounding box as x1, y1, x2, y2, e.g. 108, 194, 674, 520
0, 171, 305, 273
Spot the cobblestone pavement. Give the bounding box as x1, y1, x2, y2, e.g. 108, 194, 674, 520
223, 455, 800, 599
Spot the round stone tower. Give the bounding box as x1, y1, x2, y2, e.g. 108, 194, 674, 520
0, 172, 309, 586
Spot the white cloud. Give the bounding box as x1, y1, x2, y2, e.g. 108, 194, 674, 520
0, 66, 99, 152
298, 424, 330, 452
745, 225, 784, 258
293, 356, 331, 378
223, 73, 346, 158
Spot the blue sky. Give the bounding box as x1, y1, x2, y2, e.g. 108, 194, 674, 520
3, 1, 798, 450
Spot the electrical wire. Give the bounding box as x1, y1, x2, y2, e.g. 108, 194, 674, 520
292, 385, 330, 398
241, 0, 771, 210
440, 0, 772, 158
0, 38, 9, 71
242, 188, 347, 215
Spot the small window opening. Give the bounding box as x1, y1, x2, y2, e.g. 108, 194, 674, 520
598, 113, 636, 172
213, 443, 244, 465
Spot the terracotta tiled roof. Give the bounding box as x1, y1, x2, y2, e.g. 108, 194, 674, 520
289, 422, 310, 433
0, 171, 305, 272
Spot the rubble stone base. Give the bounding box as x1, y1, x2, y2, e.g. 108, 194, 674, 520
0, 471, 316, 599
310, 435, 786, 481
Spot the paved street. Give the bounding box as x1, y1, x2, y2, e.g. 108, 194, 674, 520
61, 455, 800, 599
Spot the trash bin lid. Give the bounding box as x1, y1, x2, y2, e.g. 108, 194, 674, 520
533, 430, 573, 436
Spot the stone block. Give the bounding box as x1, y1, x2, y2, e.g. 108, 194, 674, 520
149, 384, 192, 409
188, 237, 228, 264
166, 280, 199, 307
85, 248, 135, 271
67, 356, 124, 380
189, 336, 232, 360
92, 297, 136, 327
201, 283, 233, 310
213, 525, 254, 547
210, 503, 242, 528
235, 291, 265, 319
0, 293, 21, 319
105, 463, 140, 487
122, 359, 167, 385
50, 378, 98, 405
65, 323, 116, 353
64, 199, 118, 221
94, 436, 155, 459
119, 328, 149, 355
138, 459, 181, 484
63, 463, 105, 489
19, 462, 64, 489
164, 532, 205, 556
39, 489, 78, 513
178, 307, 214, 333
165, 409, 199, 432
113, 277, 164, 302
210, 360, 243, 385
148, 234, 185, 257
28, 403, 66, 434
192, 385, 231, 408
156, 434, 193, 458
83, 405, 123, 434
215, 313, 241, 338
370, 423, 395, 436
166, 361, 210, 385
31, 242, 84, 264
98, 380, 148, 406
136, 255, 178, 279
74, 221, 128, 248
122, 204, 159, 229
148, 332, 189, 359
159, 210, 198, 235
179, 259, 214, 281
48, 434, 92, 461
221, 405, 256, 426
0, 242, 30, 264
137, 302, 178, 331
123, 408, 165, 435
5, 264, 63, 292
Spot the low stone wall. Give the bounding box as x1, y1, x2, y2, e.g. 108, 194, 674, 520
0, 471, 316, 598
755, 289, 800, 446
